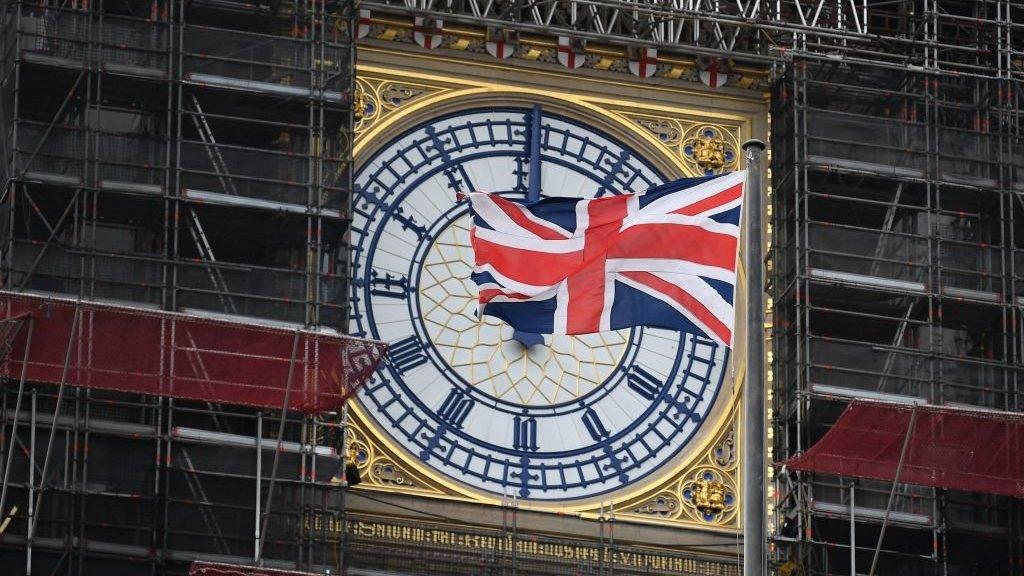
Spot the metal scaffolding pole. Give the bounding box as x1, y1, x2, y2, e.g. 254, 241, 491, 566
868, 407, 919, 576
0, 316, 33, 521
743, 139, 766, 576
0, 1, 359, 573
26, 305, 81, 546
256, 330, 302, 565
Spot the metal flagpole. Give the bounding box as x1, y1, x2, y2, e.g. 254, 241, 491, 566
742, 139, 766, 576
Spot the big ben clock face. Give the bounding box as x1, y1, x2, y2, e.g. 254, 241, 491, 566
350, 106, 731, 502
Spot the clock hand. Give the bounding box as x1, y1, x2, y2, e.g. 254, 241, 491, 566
514, 105, 545, 348
526, 104, 542, 202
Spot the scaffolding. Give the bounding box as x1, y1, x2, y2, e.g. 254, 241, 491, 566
0, 2, 749, 576
769, 2, 1024, 574
358, 0, 1024, 83
0, 0, 359, 574
0, 0, 353, 326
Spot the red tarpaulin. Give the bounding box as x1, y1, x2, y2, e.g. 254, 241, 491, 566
190, 562, 318, 576
0, 292, 386, 413
784, 401, 1024, 498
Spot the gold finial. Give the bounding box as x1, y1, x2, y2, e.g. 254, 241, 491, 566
693, 136, 726, 171
693, 479, 727, 515
353, 87, 367, 121
345, 443, 358, 466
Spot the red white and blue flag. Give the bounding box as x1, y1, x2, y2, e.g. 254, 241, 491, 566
467, 171, 745, 347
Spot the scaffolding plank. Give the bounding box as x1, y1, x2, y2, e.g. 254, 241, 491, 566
811, 501, 932, 526
186, 73, 344, 102
806, 155, 925, 179
172, 425, 338, 457
811, 384, 926, 406
21, 171, 82, 187
184, 188, 343, 218
939, 285, 1000, 303
99, 180, 164, 195
808, 268, 926, 293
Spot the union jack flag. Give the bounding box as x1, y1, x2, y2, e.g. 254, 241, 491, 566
468, 171, 746, 347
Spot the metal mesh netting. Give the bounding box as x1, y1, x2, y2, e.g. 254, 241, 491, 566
0, 292, 386, 413
17, 8, 170, 74
15, 121, 168, 187
785, 401, 1024, 498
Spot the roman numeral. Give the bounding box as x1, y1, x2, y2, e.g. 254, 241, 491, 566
582, 408, 610, 442
390, 206, 427, 240
437, 388, 474, 429
512, 416, 538, 452
627, 365, 664, 401
389, 336, 428, 375
370, 269, 410, 299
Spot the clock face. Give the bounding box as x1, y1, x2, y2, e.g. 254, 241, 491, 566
351, 107, 731, 501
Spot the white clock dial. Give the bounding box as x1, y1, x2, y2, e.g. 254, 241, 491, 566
351, 107, 730, 500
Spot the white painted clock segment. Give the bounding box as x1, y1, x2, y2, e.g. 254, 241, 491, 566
351, 106, 731, 502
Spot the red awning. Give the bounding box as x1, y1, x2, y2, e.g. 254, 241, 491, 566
784, 401, 1024, 498
0, 292, 386, 413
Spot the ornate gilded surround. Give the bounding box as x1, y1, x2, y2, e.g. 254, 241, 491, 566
347, 46, 765, 532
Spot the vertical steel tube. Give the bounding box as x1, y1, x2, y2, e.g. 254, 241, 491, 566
26, 390, 34, 575
742, 139, 766, 576
850, 482, 856, 575
254, 411, 263, 563
338, 403, 349, 574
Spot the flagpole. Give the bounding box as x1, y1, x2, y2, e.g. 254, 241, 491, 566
742, 139, 767, 576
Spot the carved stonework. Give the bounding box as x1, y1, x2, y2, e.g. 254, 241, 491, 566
691, 478, 727, 515
370, 459, 417, 487
379, 83, 429, 109
682, 126, 740, 175
340, 409, 450, 497
635, 118, 682, 146
353, 86, 368, 121
681, 469, 736, 523
693, 136, 726, 171
621, 114, 743, 178
356, 16, 770, 89
713, 426, 736, 468
353, 76, 451, 135
606, 417, 740, 528
353, 79, 378, 132
632, 493, 680, 518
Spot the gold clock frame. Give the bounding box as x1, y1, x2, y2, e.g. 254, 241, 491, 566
348, 45, 766, 532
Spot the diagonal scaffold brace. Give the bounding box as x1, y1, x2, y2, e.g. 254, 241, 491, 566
256, 330, 302, 565
26, 303, 82, 544
0, 315, 34, 523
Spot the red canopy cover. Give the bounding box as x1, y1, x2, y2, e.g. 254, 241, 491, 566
784, 401, 1024, 498
0, 292, 387, 414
